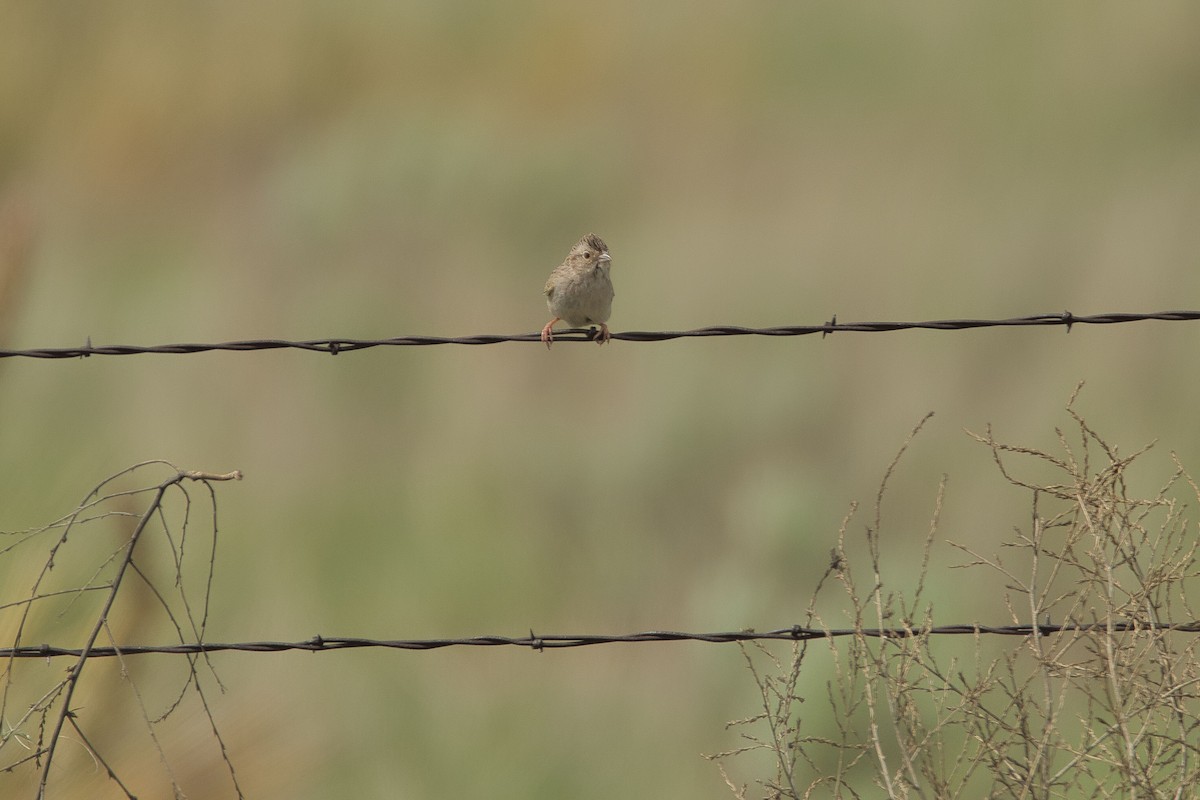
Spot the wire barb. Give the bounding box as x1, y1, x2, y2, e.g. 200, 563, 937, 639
1, 310, 1198, 358
822, 314, 837, 338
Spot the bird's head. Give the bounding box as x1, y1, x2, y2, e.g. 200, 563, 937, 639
568, 233, 611, 270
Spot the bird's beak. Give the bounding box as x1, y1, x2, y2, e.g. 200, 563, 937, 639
599, 253, 611, 262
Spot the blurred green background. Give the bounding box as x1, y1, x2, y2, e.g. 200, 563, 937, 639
2, 2, 1200, 797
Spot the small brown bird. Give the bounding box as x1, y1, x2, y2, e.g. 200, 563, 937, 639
540, 233, 614, 349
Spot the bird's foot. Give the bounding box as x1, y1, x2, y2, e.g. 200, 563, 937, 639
594, 323, 611, 346
540, 319, 558, 349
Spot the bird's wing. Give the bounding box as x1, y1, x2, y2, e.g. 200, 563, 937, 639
543, 268, 563, 298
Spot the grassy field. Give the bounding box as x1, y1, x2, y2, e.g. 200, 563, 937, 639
2, 3, 1200, 797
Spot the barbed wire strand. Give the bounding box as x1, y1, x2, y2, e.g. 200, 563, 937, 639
1, 310, 1198, 359
6, 620, 1200, 659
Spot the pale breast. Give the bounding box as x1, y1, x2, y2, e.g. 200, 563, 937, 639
547, 264, 614, 326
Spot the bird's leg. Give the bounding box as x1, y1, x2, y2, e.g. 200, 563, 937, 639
540, 318, 560, 349
595, 323, 611, 346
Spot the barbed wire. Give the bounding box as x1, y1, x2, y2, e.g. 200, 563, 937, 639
6, 620, 1199, 658
1, 309, 1198, 359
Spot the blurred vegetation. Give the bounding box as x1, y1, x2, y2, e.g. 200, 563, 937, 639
2, 2, 1200, 797
712, 396, 1200, 798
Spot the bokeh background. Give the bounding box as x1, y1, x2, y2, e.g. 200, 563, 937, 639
2, 2, 1200, 797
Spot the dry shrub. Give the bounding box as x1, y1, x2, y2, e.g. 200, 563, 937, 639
709, 388, 1200, 799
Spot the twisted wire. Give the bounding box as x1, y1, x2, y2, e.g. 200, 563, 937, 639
1, 310, 1197, 359
6, 620, 1198, 658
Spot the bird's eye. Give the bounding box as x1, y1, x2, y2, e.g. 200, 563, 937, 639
582, 251, 591, 258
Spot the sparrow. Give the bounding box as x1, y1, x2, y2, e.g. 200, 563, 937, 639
540, 233, 614, 349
